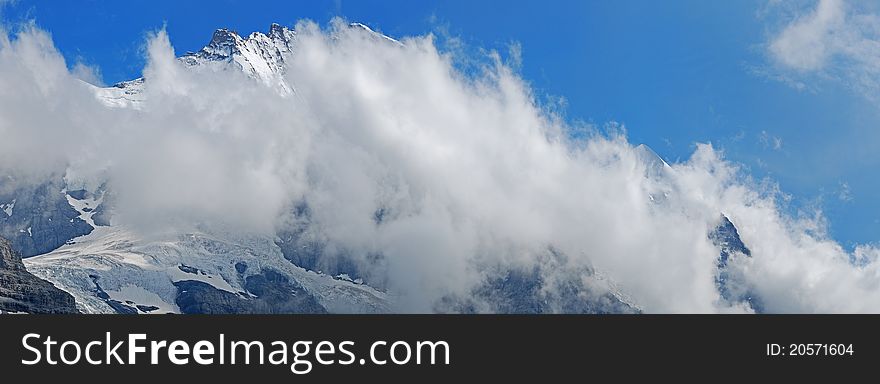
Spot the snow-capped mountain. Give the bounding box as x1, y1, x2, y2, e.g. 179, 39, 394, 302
4, 23, 397, 314
636, 145, 760, 312
179, 23, 296, 94
91, 22, 400, 107
92, 22, 297, 108
1, 22, 758, 314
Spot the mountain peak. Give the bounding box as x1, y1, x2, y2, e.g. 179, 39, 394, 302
634, 144, 670, 176
178, 23, 297, 94
269, 22, 286, 37
193, 28, 246, 61
209, 28, 241, 46
349, 22, 372, 32
348, 22, 402, 45
97, 21, 397, 106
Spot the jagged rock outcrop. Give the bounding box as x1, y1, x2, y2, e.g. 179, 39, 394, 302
174, 268, 327, 314
710, 215, 763, 312
0, 236, 78, 313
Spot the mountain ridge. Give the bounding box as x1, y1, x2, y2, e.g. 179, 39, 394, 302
2, 22, 760, 314
94, 21, 400, 107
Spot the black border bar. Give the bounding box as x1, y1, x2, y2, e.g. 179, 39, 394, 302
0, 315, 874, 381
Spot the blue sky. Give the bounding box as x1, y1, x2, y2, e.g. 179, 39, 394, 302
2, 0, 877, 247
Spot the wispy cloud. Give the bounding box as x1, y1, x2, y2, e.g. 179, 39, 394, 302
759, 130, 784, 150
765, 0, 880, 100
769, 0, 848, 71
838, 181, 853, 201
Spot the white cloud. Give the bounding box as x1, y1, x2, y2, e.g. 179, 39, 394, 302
0, 19, 878, 312
70, 61, 103, 86
838, 181, 853, 201
769, 0, 847, 71
767, 0, 880, 98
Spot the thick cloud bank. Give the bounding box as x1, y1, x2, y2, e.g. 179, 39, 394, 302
0, 20, 878, 313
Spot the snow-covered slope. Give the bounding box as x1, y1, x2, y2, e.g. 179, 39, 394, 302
91, 78, 146, 109
24, 226, 390, 314
94, 22, 300, 107
92, 22, 407, 105
179, 23, 296, 94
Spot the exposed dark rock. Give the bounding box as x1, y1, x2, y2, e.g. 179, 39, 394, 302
373, 207, 388, 225
90, 189, 114, 227
66, 189, 89, 200
711, 215, 751, 266
0, 236, 78, 313
275, 202, 369, 285
177, 264, 201, 275
710, 215, 763, 312
174, 268, 326, 314
87, 274, 136, 314
437, 248, 639, 314
106, 300, 138, 314
0, 180, 94, 257
234, 261, 248, 274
